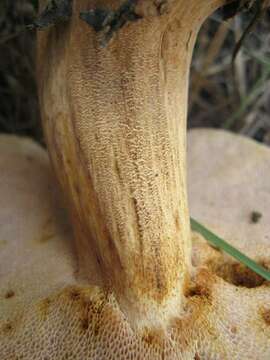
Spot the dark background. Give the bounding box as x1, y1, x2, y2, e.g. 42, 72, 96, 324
0, 0, 270, 145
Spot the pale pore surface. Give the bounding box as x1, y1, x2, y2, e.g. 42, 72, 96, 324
0, 130, 269, 359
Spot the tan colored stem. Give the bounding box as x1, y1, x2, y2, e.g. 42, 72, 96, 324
37, 0, 227, 327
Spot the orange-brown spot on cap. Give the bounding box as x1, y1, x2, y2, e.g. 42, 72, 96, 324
206, 260, 267, 288
4, 290, 15, 299
63, 286, 108, 331
141, 328, 165, 348
230, 263, 265, 288
261, 308, 270, 325
1, 322, 13, 335
69, 287, 82, 301
37, 298, 52, 320
81, 317, 90, 331
185, 269, 214, 302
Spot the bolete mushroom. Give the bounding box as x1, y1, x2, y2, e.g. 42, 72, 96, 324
1, 0, 270, 358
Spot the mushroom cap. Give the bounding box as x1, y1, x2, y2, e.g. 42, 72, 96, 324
0, 130, 270, 359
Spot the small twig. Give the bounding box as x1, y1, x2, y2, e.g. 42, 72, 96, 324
231, 0, 263, 65
190, 22, 230, 105
223, 68, 270, 129
234, 17, 247, 98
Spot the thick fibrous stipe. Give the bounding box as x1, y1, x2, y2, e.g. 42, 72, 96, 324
0, 132, 270, 359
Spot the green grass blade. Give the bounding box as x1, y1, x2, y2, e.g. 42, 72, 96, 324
190, 217, 270, 282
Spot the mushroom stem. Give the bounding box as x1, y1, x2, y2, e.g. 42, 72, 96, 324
37, 0, 227, 328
